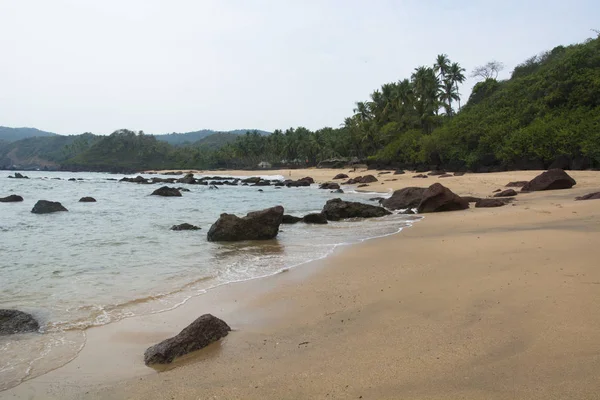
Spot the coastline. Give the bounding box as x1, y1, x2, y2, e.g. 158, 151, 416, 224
3, 170, 600, 399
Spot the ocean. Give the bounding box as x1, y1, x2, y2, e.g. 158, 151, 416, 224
0, 170, 416, 391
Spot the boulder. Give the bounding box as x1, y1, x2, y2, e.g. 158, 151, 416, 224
79, 197, 96, 202
282, 215, 303, 224
413, 174, 428, 178
453, 172, 466, 176
207, 206, 284, 241
8, 173, 29, 179
358, 175, 378, 183
68, 178, 77, 182
394, 170, 405, 175
475, 199, 509, 208
151, 187, 182, 197
427, 170, 446, 176
333, 173, 348, 180
319, 182, 340, 190
322, 198, 391, 221
285, 178, 312, 187
178, 173, 196, 184
0, 309, 40, 335
505, 181, 528, 188
521, 169, 576, 192
300, 177, 315, 184
31, 200, 68, 214
417, 183, 469, 213
171, 223, 201, 231
378, 171, 391, 175
144, 314, 231, 365
381, 187, 427, 210
357, 183, 369, 188
120, 175, 148, 184
493, 189, 517, 197
332, 188, 344, 194
438, 174, 453, 178
575, 192, 600, 201
303, 213, 328, 224
461, 196, 482, 203
0, 195, 24, 203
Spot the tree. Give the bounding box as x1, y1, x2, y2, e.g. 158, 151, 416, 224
434, 54, 451, 79
447, 62, 467, 112
471, 60, 505, 80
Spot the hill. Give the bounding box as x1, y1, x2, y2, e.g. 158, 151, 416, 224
0, 126, 58, 143
154, 129, 270, 146
194, 132, 239, 150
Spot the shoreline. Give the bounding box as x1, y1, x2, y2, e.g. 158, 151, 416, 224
3, 170, 600, 399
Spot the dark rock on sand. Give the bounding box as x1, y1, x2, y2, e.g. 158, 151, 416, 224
79, 197, 96, 202
0, 195, 24, 203
493, 189, 501, 193
394, 170, 405, 175
282, 215, 303, 224
357, 183, 369, 188
438, 174, 453, 178
319, 182, 340, 190
453, 172, 466, 176
171, 223, 201, 231
333, 173, 349, 180
413, 174, 428, 178
207, 206, 284, 241
144, 314, 231, 365
151, 187, 182, 197
575, 192, 600, 201
521, 169, 576, 192
505, 181, 528, 188
475, 198, 509, 208
417, 183, 469, 213
322, 198, 391, 221
461, 196, 482, 203
0, 309, 39, 335
493, 189, 518, 197
303, 213, 328, 224
31, 200, 68, 214
344, 175, 378, 184
381, 187, 427, 210
427, 170, 446, 176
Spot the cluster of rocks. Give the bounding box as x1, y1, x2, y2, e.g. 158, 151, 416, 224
343, 175, 378, 185
8, 173, 29, 179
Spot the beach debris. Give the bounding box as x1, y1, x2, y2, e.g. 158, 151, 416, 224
171, 223, 201, 231
207, 205, 284, 241
31, 200, 68, 214
7, 173, 29, 179
521, 169, 576, 192
0, 309, 39, 335
143, 314, 231, 365
333, 173, 349, 180
493, 189, 518, 197
575, 192, 600, 200
0, 194, 24, 202
322, 198, 391, 221
417, 183, 469, 213
79, 196, 96, 202
475, 198, 509, 208
282, 215, 303, 224
298, 341, 310, 346
319, 182, 341, 190
381, 187, 427, 210
303, 213, 328, 224
151, 186, 182, 197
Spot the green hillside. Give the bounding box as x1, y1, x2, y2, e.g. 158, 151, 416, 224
0, 126, 57, 143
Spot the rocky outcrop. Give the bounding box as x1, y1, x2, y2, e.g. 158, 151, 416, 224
521, 169, 576, 192
144, 314, 231, 365
177, 173, 196, 184
505, 181, 528, 188
381, 187, 427, 210
8, 173, 29, 179
151, 187, 182, 197
171, 223, 201, 231
207, 206, 284, 241
322, 199, 391, 221
31, 200, 68, 214
475, 198, 509, 208
282, 215, 303, 224
0, 309, 39, 335
319, 182, 340, 190
79, 197, 96, 202
303, 213, 328, 224
333, 173, 348, 180
575, 192, 600, 201
285, 177, 313, 187
417, 183, 469, 213
0, 195, 24, 202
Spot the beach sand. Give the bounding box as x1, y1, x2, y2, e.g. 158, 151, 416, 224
3, 169, 600, 399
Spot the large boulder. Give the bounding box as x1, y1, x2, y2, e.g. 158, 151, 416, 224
0, 195, 24, 203
333, 173, 349, 180
171, 223, 201, 231
0, 309, 39, 335
207, 206, 284, 241
177, 173, 196, 184
319, 182, 340, 190
358, 175, 378, 183
31, 200, 68, 214
417, 183, 469, 213
381, 187, 427, 210
79, 197, 96, 202
575, 192, 600, 201
303, 213, 328, 224
285, 177, 313, 187
475, 199, 509, 208
151, 186, 182, 197
493, 189, 517, 197
322, 199, 391, 221
144, 314, 231, 365
521, 169, 576, 192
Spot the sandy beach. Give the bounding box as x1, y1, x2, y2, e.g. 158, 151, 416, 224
3, 169, 600, 400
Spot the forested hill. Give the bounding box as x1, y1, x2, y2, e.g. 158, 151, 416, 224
155, 129, 270, 146
0, 127, 57, 143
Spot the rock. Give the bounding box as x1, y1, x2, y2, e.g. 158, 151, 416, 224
493, 189, 501, 193
258, 189, 263, 192
285, 177, 313, 187
207, 206, 284, 241
120, 175, 148, 184
575, 192, 600, 201
68, 178, 76, 181
413, 174, 428, 178
322, 199, 391, 221
357, 183, 369, 188
0, 195, 24, 203
461, 196, 482, 203
144, 314, 231, 365
438, 174, 453, 178
252, 180, 271, 187
171, 223, 201, 231
303, 213, 328, 224
393, 170, 405, 175
8, 173, 29, 179
31, 200, 68, 214
493, 189, 518, 197
332, 188, 344, 194
475, 199, 509, 208
151, 187, 182, 197
300, 176, 315, 184
0, 309, 40, 335
79, 197, 96, 202
427, 170, 446, 176
417, 183, 469, 213
178, 173, 196, 184
282, 215, 303, 224
521, 169, 576, 192
377, 171, 391, 175
381, 187, 427, 210
333, 173, 348, 180
453, 172, 466, 176
505, 181, 528, 188
358, 175, 378, 183
319, 182, 340, 190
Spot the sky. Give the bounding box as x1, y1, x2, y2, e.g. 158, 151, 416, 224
0, 0, 598, 135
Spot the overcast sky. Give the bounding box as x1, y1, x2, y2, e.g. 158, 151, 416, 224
1, 0, 598, 135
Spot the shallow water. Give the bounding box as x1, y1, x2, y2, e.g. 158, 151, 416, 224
0, 170, 415, 390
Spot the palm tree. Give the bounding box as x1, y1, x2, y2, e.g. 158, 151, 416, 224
434, 54, 451, 80
411, 66, 442, 133
447, 62, 467, 111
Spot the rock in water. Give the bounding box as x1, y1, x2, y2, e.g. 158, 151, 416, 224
521, 169, 576, 192
322, 198, 391, 221
303, 213, 328, 224
151, 186, 182, 197
381, 187, 427, 210
143, 314, 231, 365
575, 192, 600, 201
282, 215, 303, 224
178, 173, 196, 184
8, 173, 29, 179
207, 206, 284, 241
493, 189, 517, 197
417, 183, 469, 213
31, 200, 68, 214
171, 223, 201, 231
79, 197, 96, 202
0, 309, 39, 335
0, 195, 24, 203
319, 182, 340, 190
475, 199, 509, 208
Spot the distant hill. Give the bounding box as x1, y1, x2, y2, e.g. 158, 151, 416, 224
0, 126, 58, 142
194, 132, 239, 150
155, 129, 270, 146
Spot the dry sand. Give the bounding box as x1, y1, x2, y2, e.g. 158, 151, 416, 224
3, 170, 600, 400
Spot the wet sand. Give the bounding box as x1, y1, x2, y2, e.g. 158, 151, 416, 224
3, 170, 600, 400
